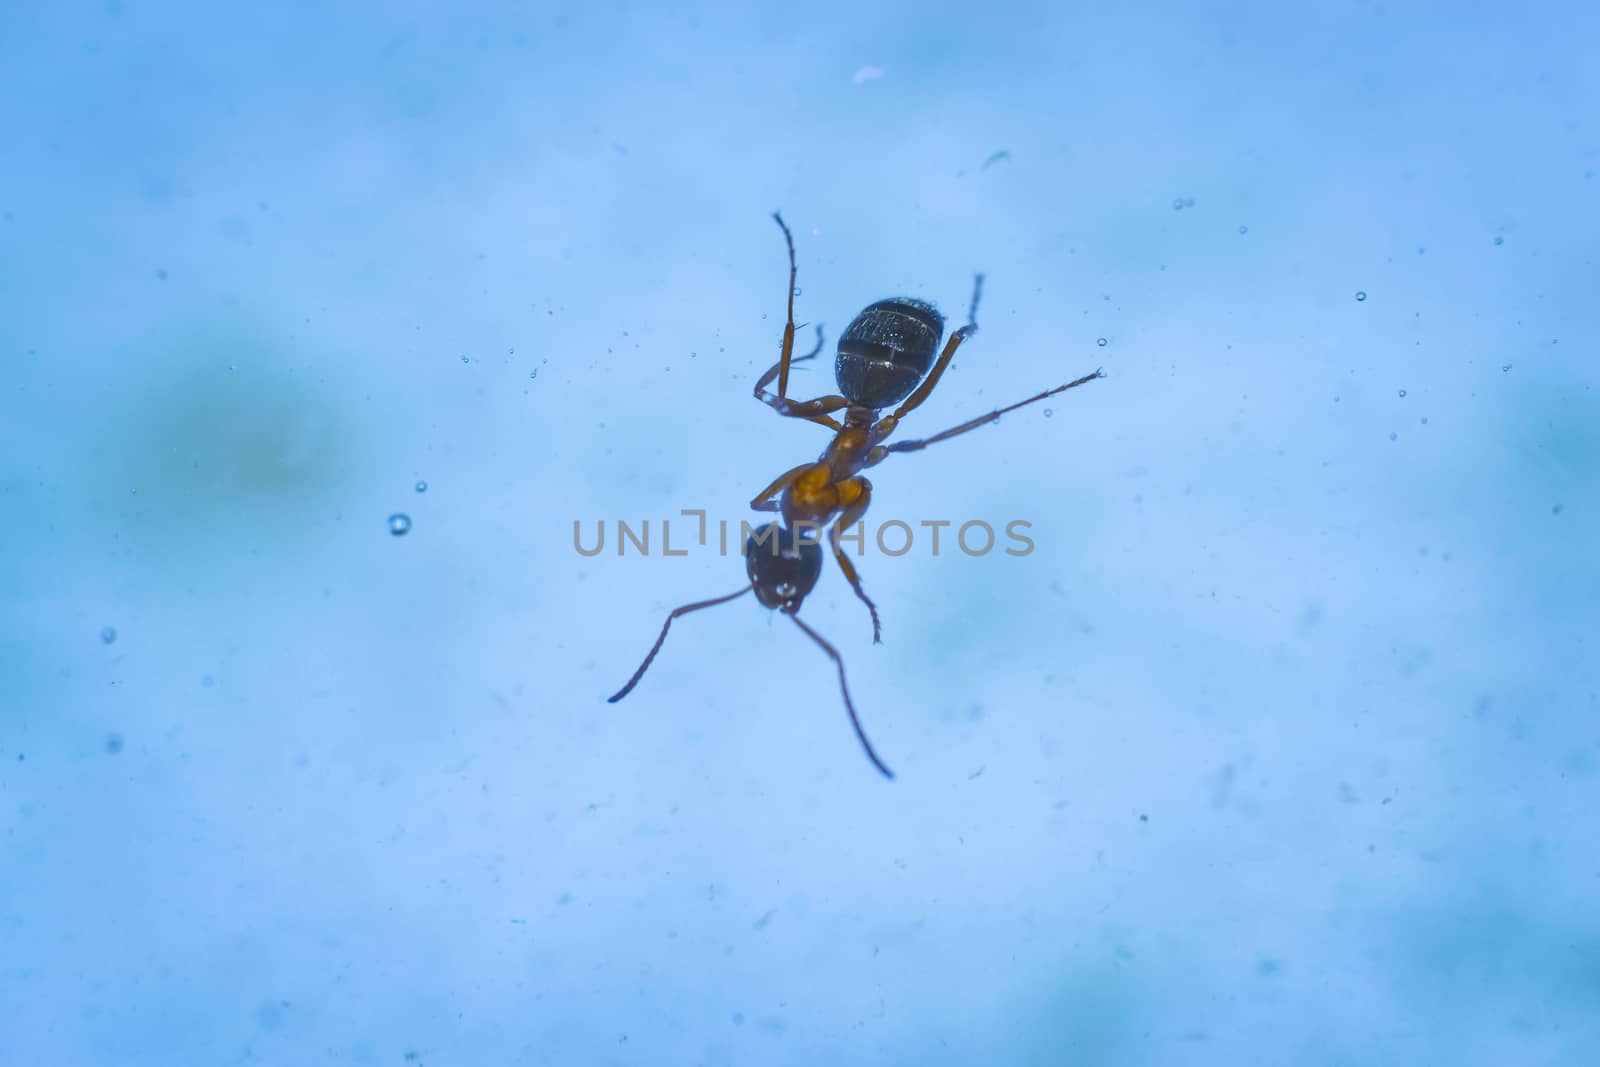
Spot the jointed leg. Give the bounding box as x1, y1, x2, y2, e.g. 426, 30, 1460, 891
828, 478, 882, 643
750, 463, 812, 512
772, 211, 800, 400
761, 393, 852, 426
753, 323, 823, 398
881, 368, 1104, 457
608, 586, 754, 702
753, 321, 848, 429
875, 273, 986, 434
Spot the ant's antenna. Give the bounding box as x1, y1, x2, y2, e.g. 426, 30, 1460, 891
608, 586, 752, 703
787, 610, 894, 779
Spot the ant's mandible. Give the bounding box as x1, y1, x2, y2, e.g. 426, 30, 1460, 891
607, 212, 1104, 779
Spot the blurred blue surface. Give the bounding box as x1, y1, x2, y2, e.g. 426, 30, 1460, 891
3, 2, 1598, 1064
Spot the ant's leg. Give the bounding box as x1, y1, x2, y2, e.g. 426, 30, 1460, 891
828, 478, 882, 643
872, 273, 985, 438
883, 369, 1104, 456
771, 211, 802, 400
750, 463, 812, 512
754, 326, 844, 428
754, 327, 847, 427
762, 216, 849, 427
753, 323, 822, 398
758, 391, 851, 428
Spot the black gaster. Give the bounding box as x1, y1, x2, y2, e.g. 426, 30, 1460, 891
835, 298, 944, 409
745, 523, 823, 611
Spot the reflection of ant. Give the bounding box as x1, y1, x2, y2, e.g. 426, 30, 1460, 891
608, 212, 1103, 779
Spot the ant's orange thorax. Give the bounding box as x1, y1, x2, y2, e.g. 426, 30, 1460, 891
823, 425, 873, 471
780, 419, 878, 529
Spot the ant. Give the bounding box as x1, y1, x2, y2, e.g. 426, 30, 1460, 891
608, 212, 1103, 779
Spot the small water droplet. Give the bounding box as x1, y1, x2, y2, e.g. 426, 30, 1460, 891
1502, 363, 1513, 372
1237, 225, 1248, 235
792, 287, 802, 296
1389, 432, 1398, 441
415, 481, 428, 493
388, 513, 412, 536
1493, 235, 1504, 246
529, 368, 539, 379
508, 346, 516, 355
100, 626, 117, 644
1043, 408, 1054, 418
460, 355, 470, 364
105, 733, 124, 754
1355, 291, 1367, 302
1398, 389, 1407, 398
1172, 197, 1185, 210
776, 582, 797, 598
1096, 337, 1107, 347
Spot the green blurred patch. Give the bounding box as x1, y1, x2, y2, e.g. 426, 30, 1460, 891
86, 324, 359, 552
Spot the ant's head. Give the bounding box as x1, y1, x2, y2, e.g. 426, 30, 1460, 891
834, 297, 944, 410
744, 522, 823, 612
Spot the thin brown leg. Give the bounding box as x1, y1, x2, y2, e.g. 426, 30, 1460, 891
607, 586, 752, 702
786, 610, 894, 779
754, 323, 822, 397
750, 463, 812, 512
883, 369, 1104, 456
828, 478, 882, 643
760, 392, 853, 425
772, 211, 799, 400
754, 323, 848, 428
884, 328, 972, 427
875, 273, 985, 431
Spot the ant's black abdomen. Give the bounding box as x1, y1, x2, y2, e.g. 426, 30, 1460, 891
835, 298, 944, 410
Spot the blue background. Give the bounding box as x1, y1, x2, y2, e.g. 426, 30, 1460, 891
4, 2, 1598, 1064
